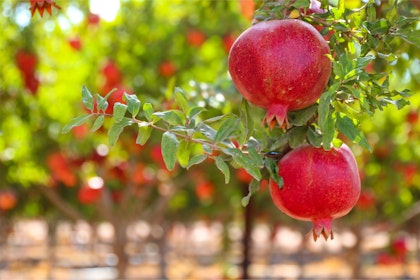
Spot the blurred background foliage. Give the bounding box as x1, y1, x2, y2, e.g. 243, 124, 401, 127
0, 0, 420, 278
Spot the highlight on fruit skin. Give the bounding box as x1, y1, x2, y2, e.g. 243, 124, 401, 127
228, 19, 332, 130
269, 143, 361, 241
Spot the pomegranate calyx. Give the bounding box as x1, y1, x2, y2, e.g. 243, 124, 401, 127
312, 218, 334, 241
263, 103, 289, 130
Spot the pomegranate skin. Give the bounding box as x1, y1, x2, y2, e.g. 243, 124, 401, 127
270, 144, 361, 241
228, 19, 331, 128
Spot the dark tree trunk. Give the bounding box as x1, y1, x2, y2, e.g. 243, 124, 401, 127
241, 183, 253, 279
112, 221, 129, 279
349, 225, 363, 279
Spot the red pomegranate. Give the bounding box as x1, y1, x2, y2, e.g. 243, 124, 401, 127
270, 144, 360, 241
228, 19, 331, 129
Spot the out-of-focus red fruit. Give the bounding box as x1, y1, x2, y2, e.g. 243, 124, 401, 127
365, 62, 374, 73
222, 33, 237, 54
195, 181, 215, 201
228, 19, 332, 129
238, 0, 256, 21
150, 145, 165, 167
376, 252, 398, 265
236, 168, 253, 184
68, 37, 82, 51
16, 50, 38, 75
72, 123, 89, 139
158, 60, 177, 77
392, 237, 408, 258
270, 144, 361, 241
24, 74, 40, 95
103, 86, 132, 115
0, 191, 17, 211
356, 190, 376, 210
87, 13, 100, 25
407, 110, 419, 124
186, 29, 206, 47
78, 186, 102, 204
47, 152, 77, 187
102, 60, 122, 86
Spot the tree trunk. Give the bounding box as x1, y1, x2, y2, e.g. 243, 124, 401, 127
241, 183, 253, 279
112, 221, 129, 279
349, 225, 363, 279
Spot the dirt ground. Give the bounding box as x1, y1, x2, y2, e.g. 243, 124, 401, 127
0, 219, 419, 279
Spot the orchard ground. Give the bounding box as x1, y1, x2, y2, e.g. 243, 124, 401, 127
0, 219, 419, 279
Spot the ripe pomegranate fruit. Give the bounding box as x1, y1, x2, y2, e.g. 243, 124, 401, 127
228, 19, 331, 129
270, 144, 360, 241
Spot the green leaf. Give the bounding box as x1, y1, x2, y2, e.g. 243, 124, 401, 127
241, 179, 260, 207
177, 140, 191, 168
246, 147, 264, 167
136, 125, 153, 145
214, 117, 239, 142
318, 86, 337, 130
174, 87, 188, 113
336, 114, 372, 152
143, 103, 154, 121
91, 115, 105, 132
186, 154, 208, 169
108, 118, 133, 146
240, 99, 254, 141
96, 95, 109, 113
161, 132, 179, 171
288, 104, 317, 126
113, 102, 128, 123
322, 112, 335, 150
215, 156, 230, 184
153, 110, 185, 126
82, 86, 94, 112
287, 126, 307, 148
197, 123, 217, 140
307, 126, 323, 147
264, 157, 283, 189
124, 93, 141, 117
225, 148, 262, 181
62, 114, 93, 134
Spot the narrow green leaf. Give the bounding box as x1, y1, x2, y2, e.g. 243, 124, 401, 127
307, 126, 322, 147
241, 179, 260, 207
153, 110, 184, 126
287, 126, 307, 148
288, 104, 317, 126
136, 125, 153, 145
186, 154, 208, 169
96, 95, 109, 113
322, 113, 335, 150
214, 117, 239, 142
198, 123, 217, 140
215, 156, 230, 184
177, 140, 191, 168
108, 118, 133, 146
62, 114, 93, 134
124, 93, 141, 117
91, 115, 105, 132
82, 86, 94, 112
336, 114, 372, 152
161, 132, 179, 171
246, 147, 264, 167
264, 158, 283, 189
113, 102, 128, 123
174, 87, 188, 113
225, 148, 262, 181
143, 103, 154, 121
240, 99, 254, 141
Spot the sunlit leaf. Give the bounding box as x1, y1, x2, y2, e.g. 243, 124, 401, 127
113, 102, 128, 123
82, 86, 94, 112
124, 93, 141, 117
91, 115, 105, 132
62, 114, 93, 134
177, 140, 191, 168
215, 156, 230, 184
162, 131, 179, 171
108, 118, 133, 146
136, 125, 152, 146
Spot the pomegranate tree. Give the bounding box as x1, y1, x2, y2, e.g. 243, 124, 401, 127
228, 19, 331, 129
270, 144, 361, 241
